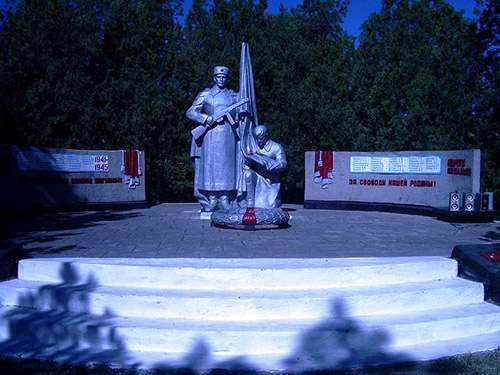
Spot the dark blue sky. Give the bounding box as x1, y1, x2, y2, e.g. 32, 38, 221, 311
0, 0, 480, 36
182, 0, 480, 37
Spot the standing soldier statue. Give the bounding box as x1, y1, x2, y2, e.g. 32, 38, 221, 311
187, 66, 247, 212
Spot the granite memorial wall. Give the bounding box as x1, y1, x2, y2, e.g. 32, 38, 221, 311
304, 149, 480, 210
0, 145, 146, 213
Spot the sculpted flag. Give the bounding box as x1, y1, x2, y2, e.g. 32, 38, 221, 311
237, 42, 259, 194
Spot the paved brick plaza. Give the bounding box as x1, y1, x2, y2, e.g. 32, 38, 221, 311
1, 203, 498, 259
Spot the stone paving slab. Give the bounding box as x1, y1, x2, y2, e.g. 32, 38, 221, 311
0, 203, 498, 259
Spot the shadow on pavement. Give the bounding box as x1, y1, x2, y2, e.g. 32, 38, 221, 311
0, 209, 143, 258
479, 224, 500, 242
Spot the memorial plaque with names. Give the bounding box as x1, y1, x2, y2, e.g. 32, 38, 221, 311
17, 150, 109, 172
350, 155, 441, 174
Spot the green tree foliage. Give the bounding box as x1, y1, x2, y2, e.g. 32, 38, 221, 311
179, 0, 268, 89
257, 0, 355, 202
351, 0, 482, 152
1, 0, 100, 146
0, 0, 186, 202
475, 0, 500, 203
0, 0, 497, 204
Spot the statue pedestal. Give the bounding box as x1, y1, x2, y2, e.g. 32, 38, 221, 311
211, 207, 289, 230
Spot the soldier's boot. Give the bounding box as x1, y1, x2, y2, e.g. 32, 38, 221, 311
202, 195, 217, 212
219, 195, 231, 211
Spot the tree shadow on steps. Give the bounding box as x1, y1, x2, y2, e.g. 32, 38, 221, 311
152, 337, 259, 375
153, 298, 415, 375
0, 270, 450, 374
282, 298, 414, 373
0, 262, 137, 368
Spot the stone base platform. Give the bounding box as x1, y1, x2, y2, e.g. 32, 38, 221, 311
0, 202, 498, 260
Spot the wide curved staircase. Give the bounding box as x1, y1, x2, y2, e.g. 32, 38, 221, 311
0, 257, 499, 371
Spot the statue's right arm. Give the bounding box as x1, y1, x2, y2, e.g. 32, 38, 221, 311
186, 90, 210, 125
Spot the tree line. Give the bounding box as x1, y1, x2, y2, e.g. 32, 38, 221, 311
0, 0, 498, 205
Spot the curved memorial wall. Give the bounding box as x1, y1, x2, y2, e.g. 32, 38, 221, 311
304, 149, 483, 216
0, 145, 146, 214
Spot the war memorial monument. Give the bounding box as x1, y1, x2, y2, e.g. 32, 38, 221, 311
0, 43, 498, 373
186, 43, 290, 229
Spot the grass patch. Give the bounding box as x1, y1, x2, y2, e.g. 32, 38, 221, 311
1, 349, 500, 375
431, 348, 500, 375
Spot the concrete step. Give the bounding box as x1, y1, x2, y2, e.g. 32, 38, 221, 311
0, 302, 499, 371
0, 256, 498, 372
0, 277, 484, 319
142, 330, 500, 372
1, 302, 498, 355
17, 257, 458, 289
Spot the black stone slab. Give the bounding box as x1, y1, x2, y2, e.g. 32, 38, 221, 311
304, 200, 436, 216
304, 200, 495, 223
451, 244, 500, 304
436, 209, 495, 223
0, 240, 26, 281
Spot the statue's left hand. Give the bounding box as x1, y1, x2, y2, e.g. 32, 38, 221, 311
205, 116, 216, 127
